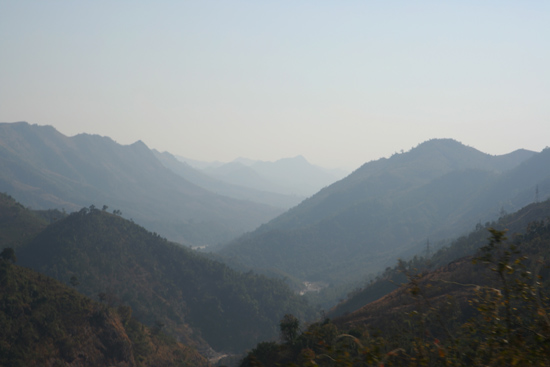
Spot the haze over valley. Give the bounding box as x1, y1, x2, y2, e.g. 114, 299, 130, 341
1, 121, 550, 365
1, 1, 550, 366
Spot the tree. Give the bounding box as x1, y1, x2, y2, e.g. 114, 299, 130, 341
0, 248, 17, 263
70, 275, 79, 287
280, 314, 300, 344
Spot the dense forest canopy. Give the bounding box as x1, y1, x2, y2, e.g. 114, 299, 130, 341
241, 201, 550, 366
0, 258, 209, 367
9, 201, 314, 353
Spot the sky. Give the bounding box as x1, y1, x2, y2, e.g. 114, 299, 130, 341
1, 1, 549, 170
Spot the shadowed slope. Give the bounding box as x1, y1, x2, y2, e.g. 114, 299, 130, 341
17, 207, 313, 353
220, 140, 545, 285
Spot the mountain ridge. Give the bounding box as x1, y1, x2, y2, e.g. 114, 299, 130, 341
184, 154, 348, 197
12, 200, 313, 353
218, 139, 546, 287
153, 149, 304, 209
0, 121, 283, 246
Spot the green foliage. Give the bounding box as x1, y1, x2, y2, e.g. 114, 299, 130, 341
280, 314, 300, 344
329, 199, 550, 319
32, 208, 68, 223
0, 192, 47, 249
0, 247, 16, 263
17, 207, 314, 353
0, 262, 209, 367
242, 223, 550, 366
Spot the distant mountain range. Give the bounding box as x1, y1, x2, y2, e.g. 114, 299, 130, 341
153, 150, 306, 209
218, 139, 550, 286
3, 120, 550, 364
0, 122, 347, 247
3, 122, 548, 286
0, 122, 288, 246
179, 155, 348, 197
4, 120, 550, 365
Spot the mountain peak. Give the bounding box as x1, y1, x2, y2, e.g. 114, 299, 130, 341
276, 155, 309, 164
413, 138, 466, 151
233, 157, 257, 166
401, 138, 486, 166
130, 139, 148, 148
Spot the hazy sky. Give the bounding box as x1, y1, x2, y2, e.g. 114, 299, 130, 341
1, 1, 549, 170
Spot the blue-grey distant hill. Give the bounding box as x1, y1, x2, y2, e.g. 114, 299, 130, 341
218, 139, 548, 285
0, 121, 283, 246
181, 155, 349, 197
153, 150, 305, 209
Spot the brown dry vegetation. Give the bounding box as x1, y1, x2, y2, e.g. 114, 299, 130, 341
0, 260, 209, 367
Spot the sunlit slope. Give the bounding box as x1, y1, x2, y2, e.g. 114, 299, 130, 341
334, 207, 550, 334
328, 199, 550, 318
0, 260, 209, 367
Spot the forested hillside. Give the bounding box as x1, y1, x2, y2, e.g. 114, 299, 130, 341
0, 258, 208, 367
14, 205, 313, 353
0, 121, 282, 247
0, 193, 48, 250
219, 140, 548, 286
241, 200, 550, 366
328, 198, 550, 318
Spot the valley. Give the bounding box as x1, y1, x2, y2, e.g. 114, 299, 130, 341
1, 122, 550, 366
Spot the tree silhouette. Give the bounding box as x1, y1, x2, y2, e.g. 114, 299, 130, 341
0, 248, 17, 263
280, 314, 300, 344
